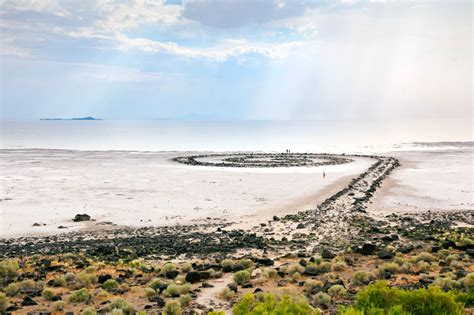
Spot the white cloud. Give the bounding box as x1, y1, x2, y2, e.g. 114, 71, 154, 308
0, 36, 31, 58
113, 33, 305, 61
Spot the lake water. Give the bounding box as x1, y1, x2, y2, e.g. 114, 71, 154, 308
1, 119, 472, 153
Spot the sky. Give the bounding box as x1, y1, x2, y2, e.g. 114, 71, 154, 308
0, 0, 472, 120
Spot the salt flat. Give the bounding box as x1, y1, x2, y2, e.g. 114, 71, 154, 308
0, 149, 373, 238
369, 148, 474, 215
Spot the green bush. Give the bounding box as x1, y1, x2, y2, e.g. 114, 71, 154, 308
313, 292, 331, 309
460, 273, 474, 290
105, 298, 135, 314
328, 285, 347, 298
0, 260, 19, 285
42, 288, 55, 301
233, 292, 320, 315
69, 288, 90, 303
179, 294, 192, 306
103, 279, 119, 292
53, 276, 67, 287
0, 292, 9, 313
239, 259, 253, 269
181, 262, 193, 273
81, 307, 97, 315
333, 261, 347, 272
164, 300, 182, 315
411, 252, 435, 263
53, 300, 66, 312
380, 262, 400, 274
218, 288, 236, 301
4, 282, 19, 296
352, 271, 374, 286
233, 270, 251, 285
456, 289, 474, 307
304, 279, 323, 292
221, 259, 234, 269
162, 262, 176, 273
145, 287, 156, 298
75, 272, 97, 289
148, 278, 163, 291
340, 281, 464, 315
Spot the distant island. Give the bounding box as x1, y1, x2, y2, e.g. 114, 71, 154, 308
40, 116, 101, 121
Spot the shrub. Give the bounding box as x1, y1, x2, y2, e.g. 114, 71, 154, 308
233, 270, 251, 285
450, 260, 464, 269
53, 276, 67, 287
164, 283, 191, 297
313, 292, 331, 309
69, 288, 90, 303
105, 298, 135, 315
181, 263, 193, 273
0, 292, 9, 313
95, 289, 109, 300
53, 300, 66, 312
162, 262, 176, 273
221, 259, 234, 269
393, 255, 406, 266
460, 273, 474, 290
352, 271, 374, 286
431, 276, 459, 291
328, 285, 347, 298
148, 278, 163, 291
208, 311, 225, 315
42, 288, 55, 301
85, 266, 96, 274
412, 252, 435, 263
165, 283, 181, 297
262, 268, 278, 279
75, 272, 97, 289
4, 282, 18, 296
332, 261, 347, 272
304, 279, 324, 292
446, 254, 459, 264
341, 281, 463, 315
65, 272, 76, 283
103, 279, 119, 292
179, 294, 192, 306
239, 259, 253, 269
145, 287, 156, 298
417, 261, 431, 273
286, 264, 305, 275
19, 279, 42, 293
164, 300, 182, 315
380, 262, 399, 274
317, 262, 332, 273
400, 262, 412, 274
291, 271, 302, 282
81, 307, 97, 315
233, 293, 319, 315
0, 260, 19, 285
219, 288, 236, 301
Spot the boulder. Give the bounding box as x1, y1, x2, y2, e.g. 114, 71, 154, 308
321, 248, 336, 259
22, 296, 38, 306
185, 271, 201, 283
378, 251, 394, 260
73, 214, 91, 222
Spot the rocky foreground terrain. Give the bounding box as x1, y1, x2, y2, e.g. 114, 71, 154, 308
0, 153, 472, 314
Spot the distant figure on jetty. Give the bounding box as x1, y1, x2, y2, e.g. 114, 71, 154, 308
323, 171, 326, 179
